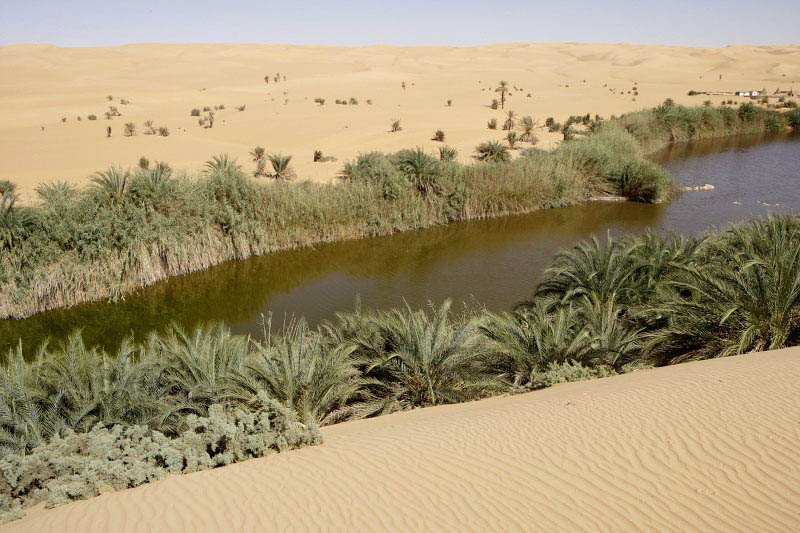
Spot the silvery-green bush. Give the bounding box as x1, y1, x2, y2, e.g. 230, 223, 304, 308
0, 392, 321, 523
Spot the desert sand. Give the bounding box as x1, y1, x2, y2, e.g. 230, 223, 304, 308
6, 347, 799, 532
2, 42, 800, 199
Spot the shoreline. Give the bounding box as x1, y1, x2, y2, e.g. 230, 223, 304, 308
1, 109, 795, 320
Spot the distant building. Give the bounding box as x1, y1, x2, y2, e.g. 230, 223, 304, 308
736, 90, 760, 97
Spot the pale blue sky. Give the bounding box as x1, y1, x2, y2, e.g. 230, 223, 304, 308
1, 0, 798, 47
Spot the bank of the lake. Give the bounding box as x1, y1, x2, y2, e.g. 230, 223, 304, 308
2, 129, 799, 356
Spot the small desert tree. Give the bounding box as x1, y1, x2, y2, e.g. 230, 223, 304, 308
495, 80, 509, 109
502, 110, 516, 130
433, 130, 445, 142
391, 119, 402, 132
124, 122, 136, 137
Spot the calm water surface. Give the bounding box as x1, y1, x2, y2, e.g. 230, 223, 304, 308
3, 132, 799, 355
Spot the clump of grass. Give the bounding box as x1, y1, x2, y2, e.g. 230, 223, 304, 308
158, 126, 170, 137
191, 109, 200, 116
237, 105, 246, 112
314, 97, 325, 106
446, 99, 452, 106
313, 150, 336, 163
487, 118, 497, 130
87, 114, 97, 121
349, 97, 358, 105
438, 145, 457, 162
390, 119, 402, 132
433, 130, 445, 142
124, 122, 136, 137
138, 157, 150, 170
475, 140, 510, 162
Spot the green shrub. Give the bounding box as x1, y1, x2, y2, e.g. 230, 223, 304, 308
191, 108, 200, 116
0, 393, 321, 521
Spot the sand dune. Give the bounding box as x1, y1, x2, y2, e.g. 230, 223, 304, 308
7, 347, 799, 532
2, 42, 800, 200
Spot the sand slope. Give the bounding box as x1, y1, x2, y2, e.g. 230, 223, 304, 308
2, 42, 800, 199
7, 347, 800, 532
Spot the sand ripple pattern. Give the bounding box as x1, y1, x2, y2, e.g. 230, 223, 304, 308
7, 348, 800, 532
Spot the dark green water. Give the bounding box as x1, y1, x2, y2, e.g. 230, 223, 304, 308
3, 132, 799, 356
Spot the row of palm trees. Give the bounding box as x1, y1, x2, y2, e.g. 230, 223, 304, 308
4, 214, 799, 457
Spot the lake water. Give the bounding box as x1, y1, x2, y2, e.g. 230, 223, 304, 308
3, 132, 799, 356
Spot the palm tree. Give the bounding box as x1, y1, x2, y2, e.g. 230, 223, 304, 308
474, 140, 510, 163
495, 80, 509, 109
481, 303, 591, 387
518, 116, 539, 142
646, 215, 800, 363
360, 300, 502, 412
151, 323, 251, 429
203, 154, 241, 175
396, 148, 440, 195
578, 295, 644, 371
268, 153, 295, 180
240, 320, 365, 425
34, 181, 76, 204
250, 146, 267, 177
90, 166, 131, 205
502, 110, 516, 130
532, 234, 646, 307
32, 333, 162, 435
